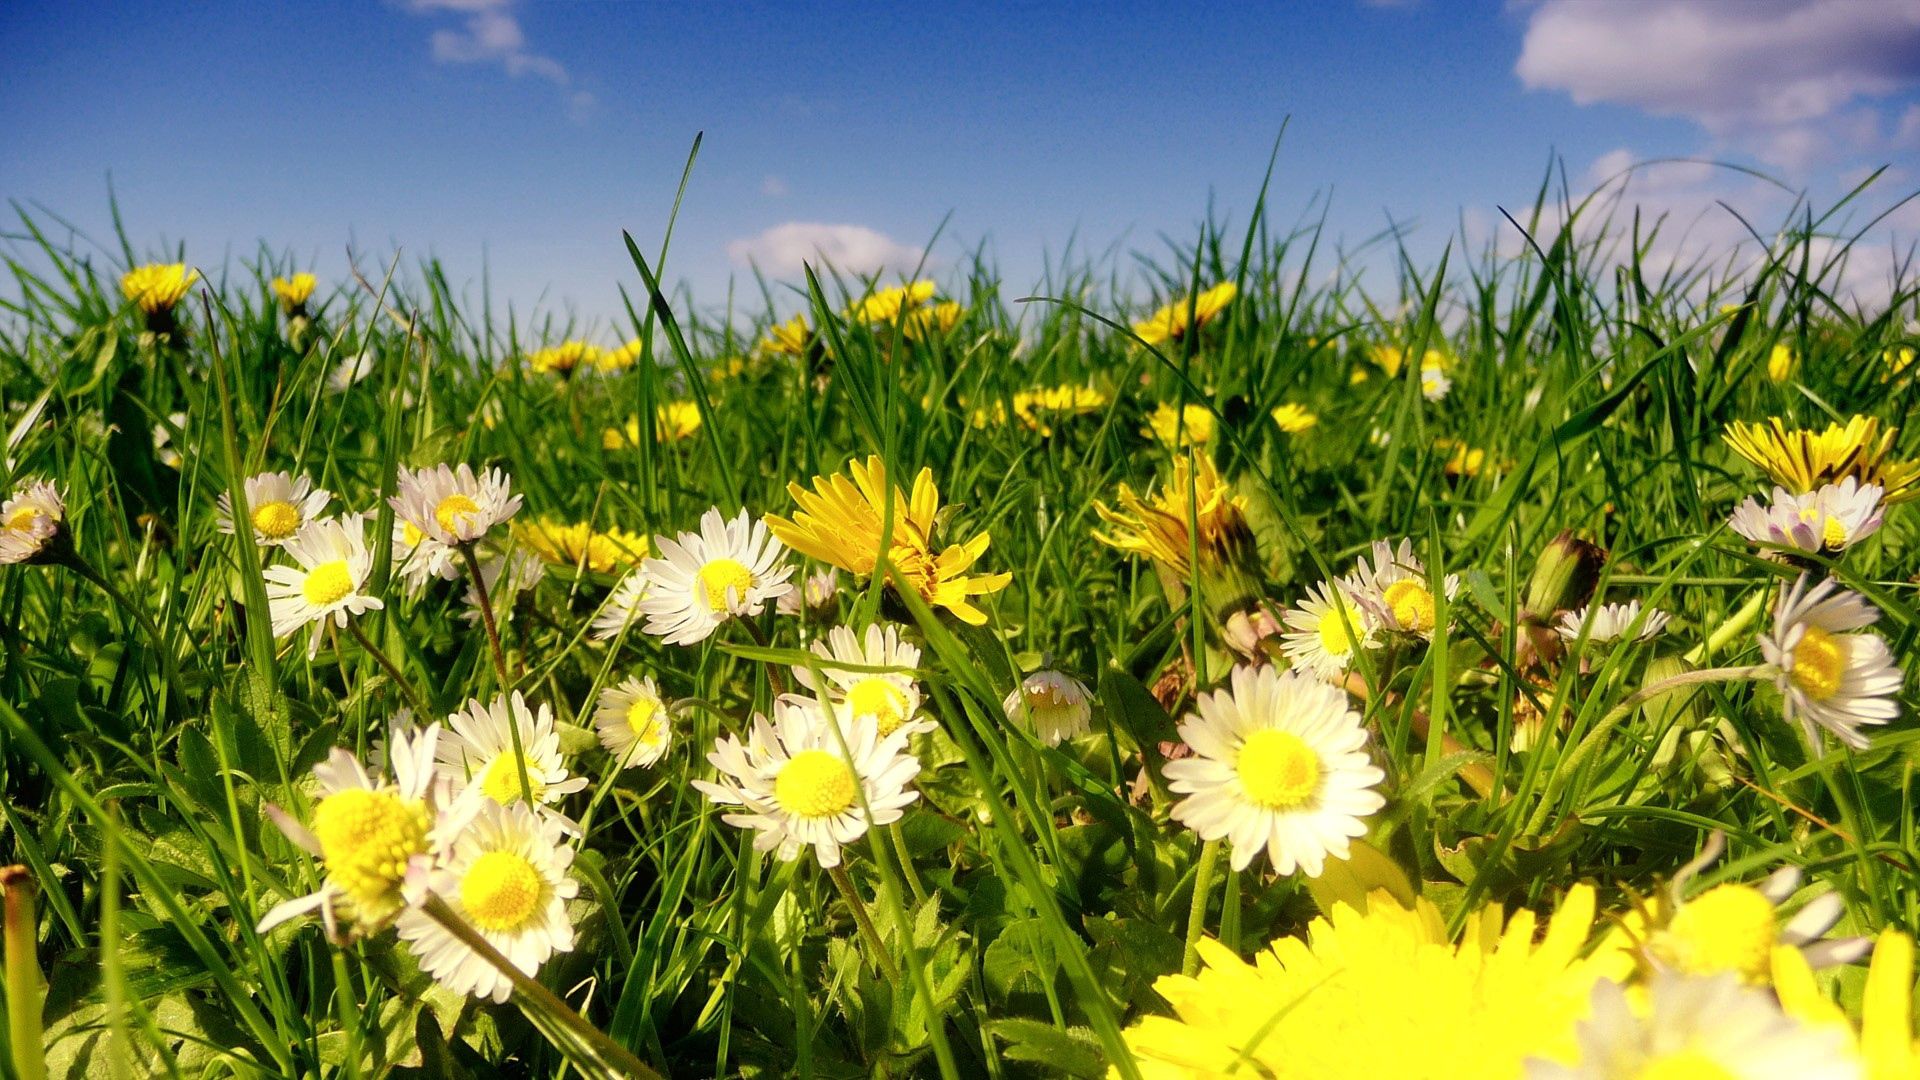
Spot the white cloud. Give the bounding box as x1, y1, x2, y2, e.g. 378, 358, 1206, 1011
760, 175, 790, 198
726, 223, 927, 277
406, 0, 588, 114
1517, 0, 1920, 169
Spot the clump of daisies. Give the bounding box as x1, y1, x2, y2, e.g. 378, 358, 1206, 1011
637, 507, 794, 645
693, 694, 920, 868
1729, 477, 1883, 556
1759, 574, 1901, 750
1342, 537, 1459, 639
1164, 664, 1386, 876
216, 471, 333, 548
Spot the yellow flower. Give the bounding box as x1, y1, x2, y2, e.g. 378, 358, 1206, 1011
527, 341, 604, 376
1092, 453, 1250, 581
1435, 438, 1490, 477
1134, 282, 1237, 346
121, 263, 198, 314
972, 385, 1111, 435
1116, 885, 1632, 1078
1768, 343, 1797, 383
1724, 415, 1920, 502
1888, 346, 1916, 377
846, 280, 937, 324
602, 402, 704, 448
759, 314, 811, 357
1271, 403, 1317, 434
270, 272, 317, 312
513, 518, 650, 574
1774, 929, 1920, 1080
765, 455, 1011, 625
1147, 402, 1214, 446
597, 338, 643, 373
1371, 345, 1449, 379
902, 300, 964, 340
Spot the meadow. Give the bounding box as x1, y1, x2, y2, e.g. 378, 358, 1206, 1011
2, 163, 1920, 1079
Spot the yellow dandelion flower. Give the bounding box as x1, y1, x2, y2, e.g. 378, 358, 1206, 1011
1371, 345, 1449, 379
603, 402, 705, 449
973, 384, 1110, 436
526, 341, 604, 376
513, 518, 650, 574
765, 455, 1011, 625
1768, 343, 1797, 383
1092, 453, 1250, 581
596, 338, 643, 373
1775, 928, 1920, 1080
1723, 415, 1920, 502
760, 314, 811, 357
1147, 402, 1215, 446
846, 280, 937, 324
901, 299, 964, 340
1117, 885, 1632, 1078
121, 263, 198, 314
1887, 346, 1916, 377
1271, 402, 1317, 434
270, 272, 317, 312
1435, 438, 1491, 477
1134, 281, 1237, 346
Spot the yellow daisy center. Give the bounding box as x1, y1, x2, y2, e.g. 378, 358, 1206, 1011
479, 754, 546, 805
302, 560, 354, 606
625, 697, 662, 743
459, 850, 544, 933
310, 788, 430, 911
1382, 579, 1436, 631
847, 677, 910, 735
774, 749, 858, 819
1796, 507, 1850, 549
251, 500, 302, 539
1635, 1051, 1737, 1080
5, 507, 42, 531
1789, 626, 1848, 702
1658, 884, 1778, 982
697, 557, 756, 610
1316, 604, 1360, 656
434, 493, 482, 536
1236, 729, 1322, 810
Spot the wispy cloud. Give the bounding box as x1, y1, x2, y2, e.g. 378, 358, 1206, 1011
1516, 0, 1920, 170
726, 223, 926, 277
760, 175, 790, 198
405, 0, 591, 117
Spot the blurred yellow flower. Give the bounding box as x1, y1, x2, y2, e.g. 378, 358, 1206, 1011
1134, 281, 1237, 346
597, 338, 643, 373
846, 280, 937, 324
1092, 453, 1251, 582
1775, 928, 1920, 1080
1271, 402, 1317, 434
514, 518, 649, 574
528, 341, 604, 376
1372, 344, 1449, 379
766, 455, 1011, 625
271, 272, 317, 312
973, 384, 1111, 435
1724, 415, 1920, 502
902, 300, 964, 340
603, 401, 704, 449
1117, 885, 1631, 1078
759, 314, 811, 357
1436, 438, 1489, 477
1887, 345, 1916, 377
1768, 343, 1797, 383
121, 263, 198, 314
1147, 402, 1214, 446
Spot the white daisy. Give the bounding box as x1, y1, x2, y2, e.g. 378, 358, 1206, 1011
326, 348, 377, 393
1341, 537, 1459, 638
593, 675, 673, 768
263, 518, 383, 656
1729, 478, 1884, 554
1527, 972, 1853, 1080
1279, 580, 1379, 681
1758, 574, 1901, 750
152, 412, 188, 470
691, 695, 920, 868
1420, 366, 1451, 402
390, 463, 523, 546
792, 623, 932, 738
396, 800, 578, 1003
257, 721, 454, 940
436, 692, 589, 809
388, 512, 462, 597
1164, 664, 1386, 876
776, 567, 841, 618
1003, 670, 1094, 746
461, 544, 544, 624
636, 507, 794, 645
0, 479, 66, 565
1554, 600, 1672, 644
216, 471, 333, 548
590, 570, 650, 641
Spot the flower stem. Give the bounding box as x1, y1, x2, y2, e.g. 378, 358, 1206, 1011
1182, 838, 1222, 976
738, 616, 788, 697
2, 866, 46, 1080
457, 542, 513, 687
421, 896, 661, 1079
344, 620, 432, 721
826, 863, 899, 984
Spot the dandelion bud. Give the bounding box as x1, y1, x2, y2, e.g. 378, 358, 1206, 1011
1522, 531, 1606, 624
1640, 656, 1703, 729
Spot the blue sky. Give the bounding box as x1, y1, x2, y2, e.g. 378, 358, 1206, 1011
4, 1, 1917, 331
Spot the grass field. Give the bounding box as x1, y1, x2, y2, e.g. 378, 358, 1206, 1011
3, 162, 1920, 1079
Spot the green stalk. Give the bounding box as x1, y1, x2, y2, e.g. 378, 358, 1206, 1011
826, 864, 900, 984
2, 866, 46, 1080
1182, 838, 1222, 976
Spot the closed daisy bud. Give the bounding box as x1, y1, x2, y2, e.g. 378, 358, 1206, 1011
1003, 670, 1093, 746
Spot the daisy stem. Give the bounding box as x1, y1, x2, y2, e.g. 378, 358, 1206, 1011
457, 542, 535, 805
826, 864, 899, 984
1530, 664, 1770, 834
344, 620, 432, 721
421, 896, 662, 1080
738, 617, 788, 697
2, 866, 45, 1080
886, 823, 930, 907
1181, 838, 1222, 977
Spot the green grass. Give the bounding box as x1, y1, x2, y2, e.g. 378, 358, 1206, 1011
1, 155, 1919, 1078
